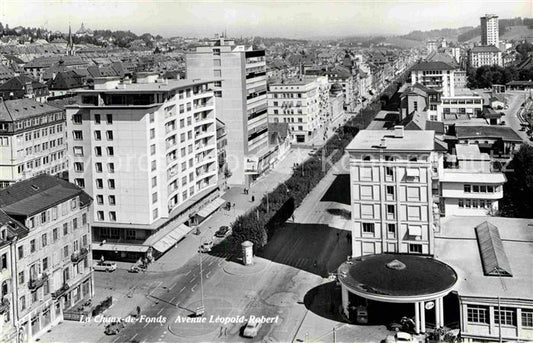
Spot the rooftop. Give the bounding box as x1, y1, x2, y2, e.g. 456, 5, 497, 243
455, 125, 523, 142
0, 174, 91, 217
338, 253, 457, 298
471, 45, 501, 53
436, 216, 533, 300
346, 129, 435, 152
0, 98, 60, 122
411, 61, 455, 72
75, 78, 218, 94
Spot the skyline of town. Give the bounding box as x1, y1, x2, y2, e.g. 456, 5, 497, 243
2, 0, 531, 38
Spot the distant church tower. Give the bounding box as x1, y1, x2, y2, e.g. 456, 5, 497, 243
66, 24, 75, 56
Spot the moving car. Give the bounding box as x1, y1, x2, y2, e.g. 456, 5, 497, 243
198, 241, 213, 253
94, 261, 117, 272
242, 320, 262, 338
215, 226, 230, 238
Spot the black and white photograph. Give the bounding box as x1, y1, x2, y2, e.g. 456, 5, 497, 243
0, 0, 531, 342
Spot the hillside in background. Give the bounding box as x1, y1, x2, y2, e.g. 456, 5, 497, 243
397, 17, 533, 44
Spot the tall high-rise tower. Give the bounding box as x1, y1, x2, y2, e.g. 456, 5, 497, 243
480, 14, 499, 47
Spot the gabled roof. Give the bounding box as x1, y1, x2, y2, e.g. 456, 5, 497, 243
47, 70, 86, 90
471, 45, 500, 53
0, 75, 48, 92
475, 221, 512, 277
455, 125, 522, 143
411, 61, 455, 71
0, 174, 92, 217
0, 98, 59, 122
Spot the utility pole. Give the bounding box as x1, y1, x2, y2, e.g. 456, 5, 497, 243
199, 250, 205, 315
333, 327, 336, 343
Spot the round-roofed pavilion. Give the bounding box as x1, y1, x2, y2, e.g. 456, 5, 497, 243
338, 253, 458, 334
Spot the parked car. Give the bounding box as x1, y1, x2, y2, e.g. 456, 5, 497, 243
499, 121, 506, 125
215, 226, 230, 238
94, 261, 117, 272
242, 320, 262, 338
128, 265, 141, 273
384, 332, 416, 343
104, 320, 124, 335
198, 241, 213, 253
387, 317, 415, 332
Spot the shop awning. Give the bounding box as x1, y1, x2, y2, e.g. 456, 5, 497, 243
91, 243, 149, 253
151, 223, 192, 254
196, 197, 225, 219
406, 168, 420, 177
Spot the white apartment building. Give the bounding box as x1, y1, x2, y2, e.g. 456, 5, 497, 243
480, 14, 499, 47
346, 127, 440, 257
267, 78, 321, 143
439, 90, 484, 122
410, 61, 456, 97
440, 144, 505, 216
66, 76, 219, 261
0, 99, 68, 188
469, 46, 502, 68
186, 37, 270, 186
0, 214, 19, 343
0, 174, 93, 342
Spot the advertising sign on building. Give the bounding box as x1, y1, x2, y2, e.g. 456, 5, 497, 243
244, 156, 260, 175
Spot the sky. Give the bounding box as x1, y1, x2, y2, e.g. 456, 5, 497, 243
0, 0, 531, 39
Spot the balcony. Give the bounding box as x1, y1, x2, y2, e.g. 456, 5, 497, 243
28, 272, 49, 290
71, 248, 89, 263
0, 297, 9, 315
52, 283, 70, 299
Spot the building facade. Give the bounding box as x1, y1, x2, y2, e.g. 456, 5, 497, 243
440, 145, 505, 216
186, 37, 270, 186
410, 62, 456, 97
469, 46, 503, 68
66, 77, 220, 261
0, 174, 93, 342
346, 127, 440, 257
0, 99, 68, 189
267, 78, 320, 143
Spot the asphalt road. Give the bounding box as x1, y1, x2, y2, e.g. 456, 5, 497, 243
503, 90, 530, 144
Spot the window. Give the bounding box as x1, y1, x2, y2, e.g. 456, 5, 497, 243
97, 211, 104, 221
95, 162, 102, 172
63, 223, 68, 236
18, 271, 24, 285
495, 307, 516, 326
73, 131, 83, 140
42, 257, 48, 271
53, 228, 58, 242
20, 295, 25, 311
73, 147, 84, 156
473, 185, 480, 193
152, 208, 158, 220
152, 192, 158, 204
82, 213, 87, 225
385, 167, 394, 179
360, 186, 373, 200
522, 309, 533, 327
150, 128, 155, 139
387, 205, 395, 216
109, 212, 116, 222
96, 179, 103, 189
107, 147, 114, 156
18, 246, 23, 259
108, 163, 115, 173
94, 114, 101, 124
362, 223, 375, 233
151, 160, 156, 171
106, 131, 114, 140
360, 167, 372, 181
73, 114, 82, 124
41, 211, 47, 224
386, 186, 395, 198
74, 162, 84, 172
108, 195, 116, 205
464, 185, 471, 193
409, 156, 418, 162
95, 146, 102, 156
152, 177, 157, 188
106, 114, 113, 124
108, 179, 115, 189
73, 218, 78, 230
94, 131, 101, 140
409, 244, 423, 254
407, 187, 420, 201
387, 223, 396, 234
458, 199, 464, 208
30, 240, 36, 253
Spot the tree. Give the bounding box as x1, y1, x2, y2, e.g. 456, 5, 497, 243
499, 145, 533, 218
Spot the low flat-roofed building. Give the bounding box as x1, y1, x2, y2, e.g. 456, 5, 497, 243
453, 125, 522, 156
436, 216, 533, 342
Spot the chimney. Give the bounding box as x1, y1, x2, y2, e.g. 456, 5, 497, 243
394, 125, 404, 138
